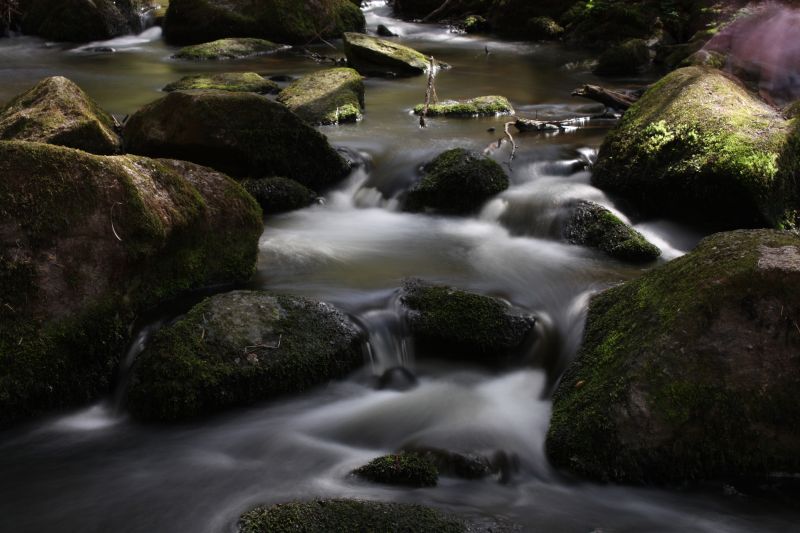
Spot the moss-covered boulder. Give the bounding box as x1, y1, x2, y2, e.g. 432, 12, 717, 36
239, 500, 472, 533
123, 90, 351, 190
593, 66, 800, 229
563, 200, 661, 262
403, 446, 496, 480
405, 148, 509, 215
547, 229, 800, 484
277, 68, 364, 125
526, 16, 564, 40
353, 452, 438, 487
413, 95, 513, 118
400, 280, 535, 365
593, 38, 651, 75
19, 0, 144, 42
126, 290, 364, 421
0, 76, 121, 155
163, 72, 278, 94
0, 141, 262, 427
242, 177, 317, 214
172, 38, 286, 60
163, 0, 365, 45
343, 32, 431, 77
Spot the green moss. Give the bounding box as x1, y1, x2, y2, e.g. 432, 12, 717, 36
343, 32, 431, 76
239, 500, 467, 533
173, 38, 285, 60
277, 68, 364, 125
462, 15, 488, 33
405, 148, 509, 214
163, 72, 278, 94
126, 291, 364, 421
353, 452, 439, 487
413, 95, 514, 118
547, 229, 800, 484
594, 38, 651, 75
564, 200, 661, 262
526, 16, 564, 40
242, 177, 317, 214
593, 66, 797, 229
401, 280, 535, 364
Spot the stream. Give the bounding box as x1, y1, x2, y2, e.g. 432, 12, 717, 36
0, 2, 796, 532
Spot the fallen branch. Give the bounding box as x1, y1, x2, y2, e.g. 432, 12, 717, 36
419, 56, 438, 128
513, 116, 591, 133
503, 120, 517, 168
571, 84, 641, 111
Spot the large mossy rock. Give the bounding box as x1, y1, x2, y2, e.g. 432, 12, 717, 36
413, 96, 514, 118
405, 148, 509, 215
547, 229, 800, 484
593, 66, 800, 229
277, 68, 364, 125
343, 32, 430, 76
123, 90, 351, 190
163, 72, 279, 94
163, 0, 365, 45
0, 76, 121, 155
18, 0, 144, 42
352, 452, 439, 487
400, 280, 535, 365
126, 290, 364, 421
563, 200, 661, 263
0, 141, 262, 427
172, 38, 286, 60
239, 500, 474, 533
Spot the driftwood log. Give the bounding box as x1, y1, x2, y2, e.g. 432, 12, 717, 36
571, 84, 642, 111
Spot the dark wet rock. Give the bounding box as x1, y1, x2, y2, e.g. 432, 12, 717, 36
241, 177, 318, 214
353, 452, 438, 487
526, 16, 563, 40
400, 280, 536, 365
277, 67, 364, 125
83, 46, 116, 53
593, 38, 651, 75
462, 15, 488, 34
269, 75, 295, 83
563, 200, 661, 263
126, 290, 365, 421
405, 148, 509, 215
547, 229, 800, 484
403, 447, 495, 480
172, 38, 286, 60
19, 0, 145, 42
163, 0, 365, 46
376, 366, 418, 391
413, 95, 513, 118
593, 66, 800, 229
376, 24, 396, 37
0, 141, 262, 427
343, 32, 431, 77
123, 90, 351, 189
163, 72, 279, 94
0, 76, 121, 155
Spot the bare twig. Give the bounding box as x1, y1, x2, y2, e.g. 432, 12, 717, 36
110, 201, 123, 242
419, 56, 438, 128
503, 120, 517, 167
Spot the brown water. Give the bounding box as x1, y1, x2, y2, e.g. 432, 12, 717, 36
0, 2, 795, 532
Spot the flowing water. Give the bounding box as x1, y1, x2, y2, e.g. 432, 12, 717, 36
0, 2, 795, 532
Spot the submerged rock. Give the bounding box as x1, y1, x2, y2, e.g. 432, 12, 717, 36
163, 72, 279, 93
376, 24, 396, 37
400, 280, 535, 365
405, 148, 509, 215
172, 38, 286, 60
0, 76, 121, 155
593, 38, 651, 75
547, 229, 800, 484
163, 0, 365, 45
563, 200, 661, 262
0, 141, 262, 427
413, 96, 514, 118
353, 452, 439, 487
375, 366, 418, 391
241, 177, 318, 214
123, 90, 351, 190
126, 290, 364, 421
277, 68, 364, 125
343, 32, 431, 76
19, 0, 144, 42
403, 446, 496, 480
593, 66, 800, 229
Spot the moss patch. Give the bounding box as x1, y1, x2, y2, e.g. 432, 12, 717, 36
173, 38, 286, 60
163, 72, 278, 94
343, 32, 431, 76
277, 68, 364, 125
413, 95, 513, 118
353, 452, 439, 487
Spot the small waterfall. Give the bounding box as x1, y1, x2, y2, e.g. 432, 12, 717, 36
112, 318, 164, 412
360, 299, 414, 375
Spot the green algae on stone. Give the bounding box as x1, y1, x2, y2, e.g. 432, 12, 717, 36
0, 141, 262, 427
547, 229, 800, 484
593, 66, 799, 229
353, 452, 439, 487
405, 148, 509, 214
239, 500, 468, 533
343, 32, 431, 76
173, 38, 286, 60
0, 76, 121, 154
277, 68, 364, 125
400, 279, 535, 365
413, 95, 513, 118
593, 38, 651, 75
564, 200, 661, 263
242, 177, 318, 214
163, 72, 278, 94
126, 290, 364, 421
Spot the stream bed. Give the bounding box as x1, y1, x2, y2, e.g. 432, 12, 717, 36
0, 2, 796, 532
